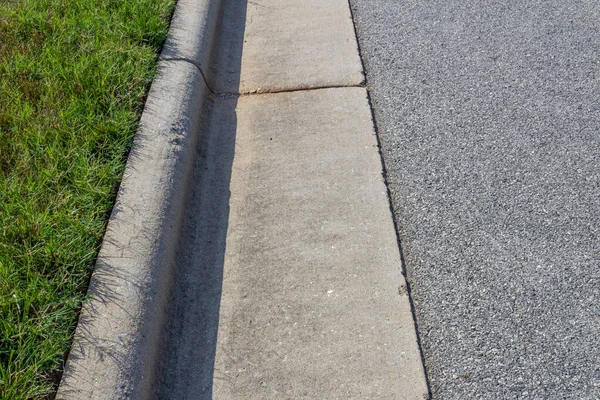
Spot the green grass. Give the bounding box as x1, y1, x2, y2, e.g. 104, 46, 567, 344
0, 0, 175, 397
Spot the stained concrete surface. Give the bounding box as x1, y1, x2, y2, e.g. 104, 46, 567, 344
211, 0, 364, 94
153, 0, 428, 397
155, 88, 427, 398
348, 0, 600, 398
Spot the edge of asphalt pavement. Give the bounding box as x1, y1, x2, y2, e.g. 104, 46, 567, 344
345, 3, 434, 396
57, 0, 431, 398
56, 0, 220, 398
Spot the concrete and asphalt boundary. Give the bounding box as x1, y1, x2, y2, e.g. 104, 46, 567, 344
57, 0, 429, 398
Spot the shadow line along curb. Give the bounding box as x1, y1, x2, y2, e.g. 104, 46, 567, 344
56, 0, 223, 397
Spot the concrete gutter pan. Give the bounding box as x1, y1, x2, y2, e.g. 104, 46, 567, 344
56, 0, 430, 398
56, 0, 220, 398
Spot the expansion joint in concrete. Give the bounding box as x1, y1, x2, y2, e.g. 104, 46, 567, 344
163, 56, 367, 98
216, 82, 366, 99
163, 57, 368, 99
161, 57, 216, 95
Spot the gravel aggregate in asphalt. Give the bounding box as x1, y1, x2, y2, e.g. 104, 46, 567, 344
348, 1, 600, 398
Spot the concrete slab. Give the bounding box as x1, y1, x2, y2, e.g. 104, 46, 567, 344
155, 87, 427, 399
212, 0, 365, 93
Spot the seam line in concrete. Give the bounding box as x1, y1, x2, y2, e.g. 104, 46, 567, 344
161, 57, 216, 95
163, 57, 367, 98
345, 0, 433, 397
215, 83, 366, 99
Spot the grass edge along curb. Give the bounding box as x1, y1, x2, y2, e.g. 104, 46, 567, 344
0, 0, 174, 398
56, 60, 208, 399
56, 0, 223, 397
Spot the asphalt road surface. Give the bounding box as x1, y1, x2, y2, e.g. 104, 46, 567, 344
348, 1, 600, 398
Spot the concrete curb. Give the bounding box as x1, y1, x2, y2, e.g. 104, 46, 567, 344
56, 0, 221, 398
160, 0, 222, 87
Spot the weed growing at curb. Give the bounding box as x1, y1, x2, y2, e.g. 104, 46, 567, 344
0, 0, 174, 397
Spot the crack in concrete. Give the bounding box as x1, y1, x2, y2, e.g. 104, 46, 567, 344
220, 82, 366, 98
160, 57, 216, 96
161, 57, 366, 98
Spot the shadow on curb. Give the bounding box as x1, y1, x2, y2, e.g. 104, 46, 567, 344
154, 0, 248, 398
